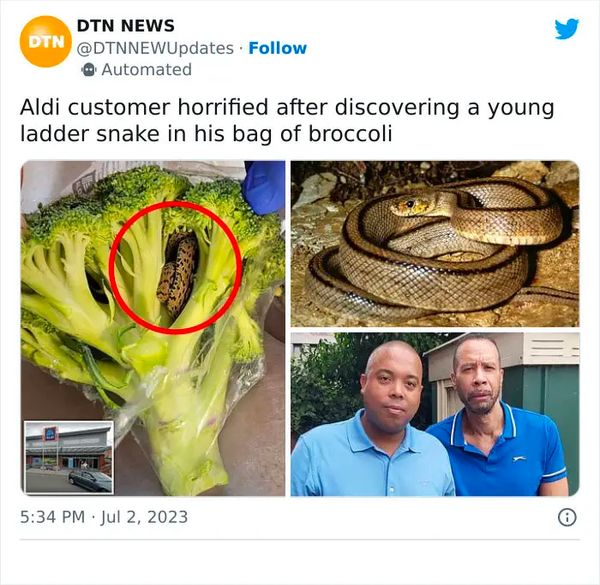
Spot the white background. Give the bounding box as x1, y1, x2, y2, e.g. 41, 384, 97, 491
1, 2, 598, 584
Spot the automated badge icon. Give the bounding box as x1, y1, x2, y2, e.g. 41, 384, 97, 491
81, 63, 96, 76
20, 16, 72, 67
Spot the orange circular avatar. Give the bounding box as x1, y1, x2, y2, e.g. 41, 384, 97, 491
20, 16, 72, 67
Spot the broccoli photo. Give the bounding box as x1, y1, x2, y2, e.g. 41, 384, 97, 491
21, 166, 285, 496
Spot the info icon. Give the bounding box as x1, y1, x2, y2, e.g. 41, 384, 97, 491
558, 508, 577, 527
20, 16, 72, 67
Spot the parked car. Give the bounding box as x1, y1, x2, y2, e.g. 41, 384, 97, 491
68, 470, 112, 493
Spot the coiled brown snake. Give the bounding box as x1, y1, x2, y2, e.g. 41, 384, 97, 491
305, 178, 577, 322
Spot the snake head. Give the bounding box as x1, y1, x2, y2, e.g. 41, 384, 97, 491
390, 196, 434, 217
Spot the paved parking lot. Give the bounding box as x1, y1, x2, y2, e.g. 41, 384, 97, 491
25, 470, 88, 493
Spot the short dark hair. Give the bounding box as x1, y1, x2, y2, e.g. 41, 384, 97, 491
452, 334, 501, 372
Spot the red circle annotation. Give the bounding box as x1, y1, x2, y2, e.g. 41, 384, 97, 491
107, 201, 243, 335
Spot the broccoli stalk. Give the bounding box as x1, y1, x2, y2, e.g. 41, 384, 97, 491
142, 315, 237, 495
126, 187, 284, 495
140, 256, 277, 495
114, 212, 165, 324
21, 167, 285, 496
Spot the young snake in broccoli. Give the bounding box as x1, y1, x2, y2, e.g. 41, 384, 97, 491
156, 232, 199, 319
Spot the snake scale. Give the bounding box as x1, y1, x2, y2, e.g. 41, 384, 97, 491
156, 231, 199, 319
305, 177, 578, 322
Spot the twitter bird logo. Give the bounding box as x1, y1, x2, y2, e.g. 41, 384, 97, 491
555, 19, 579, 40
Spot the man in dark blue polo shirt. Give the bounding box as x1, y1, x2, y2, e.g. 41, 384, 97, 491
427, 335, 568, 496
291, 341, 455, 496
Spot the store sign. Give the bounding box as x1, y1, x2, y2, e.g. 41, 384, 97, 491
62, 435, 104, 446
43, 426, 58, 442
27, 428, 108, 448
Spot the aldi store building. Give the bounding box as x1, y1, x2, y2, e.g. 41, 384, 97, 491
25, 427, 112, 474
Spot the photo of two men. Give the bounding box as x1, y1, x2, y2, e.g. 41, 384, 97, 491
291, 332, 578, 498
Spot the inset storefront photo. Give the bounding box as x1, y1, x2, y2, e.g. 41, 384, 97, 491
291, 332, 579, 497
24, 421, 114, 495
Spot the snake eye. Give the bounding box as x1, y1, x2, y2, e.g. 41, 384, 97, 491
406, 200, 415, 208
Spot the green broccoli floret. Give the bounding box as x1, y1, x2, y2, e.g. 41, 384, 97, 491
22, 309, 92, 384
230, 234, 285, 363
93, 166, 190, 325
94, 165, 190, 221
140, 179, 279, 373
22, 196, 125, 362
165, 179, 262, 297
21, 310, 133, 407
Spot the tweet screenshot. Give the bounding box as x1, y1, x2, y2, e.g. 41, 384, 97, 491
1, 2, 598, 584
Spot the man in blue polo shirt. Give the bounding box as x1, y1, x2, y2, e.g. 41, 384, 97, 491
291, 341, 455, 496
427, 335, 568, 496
